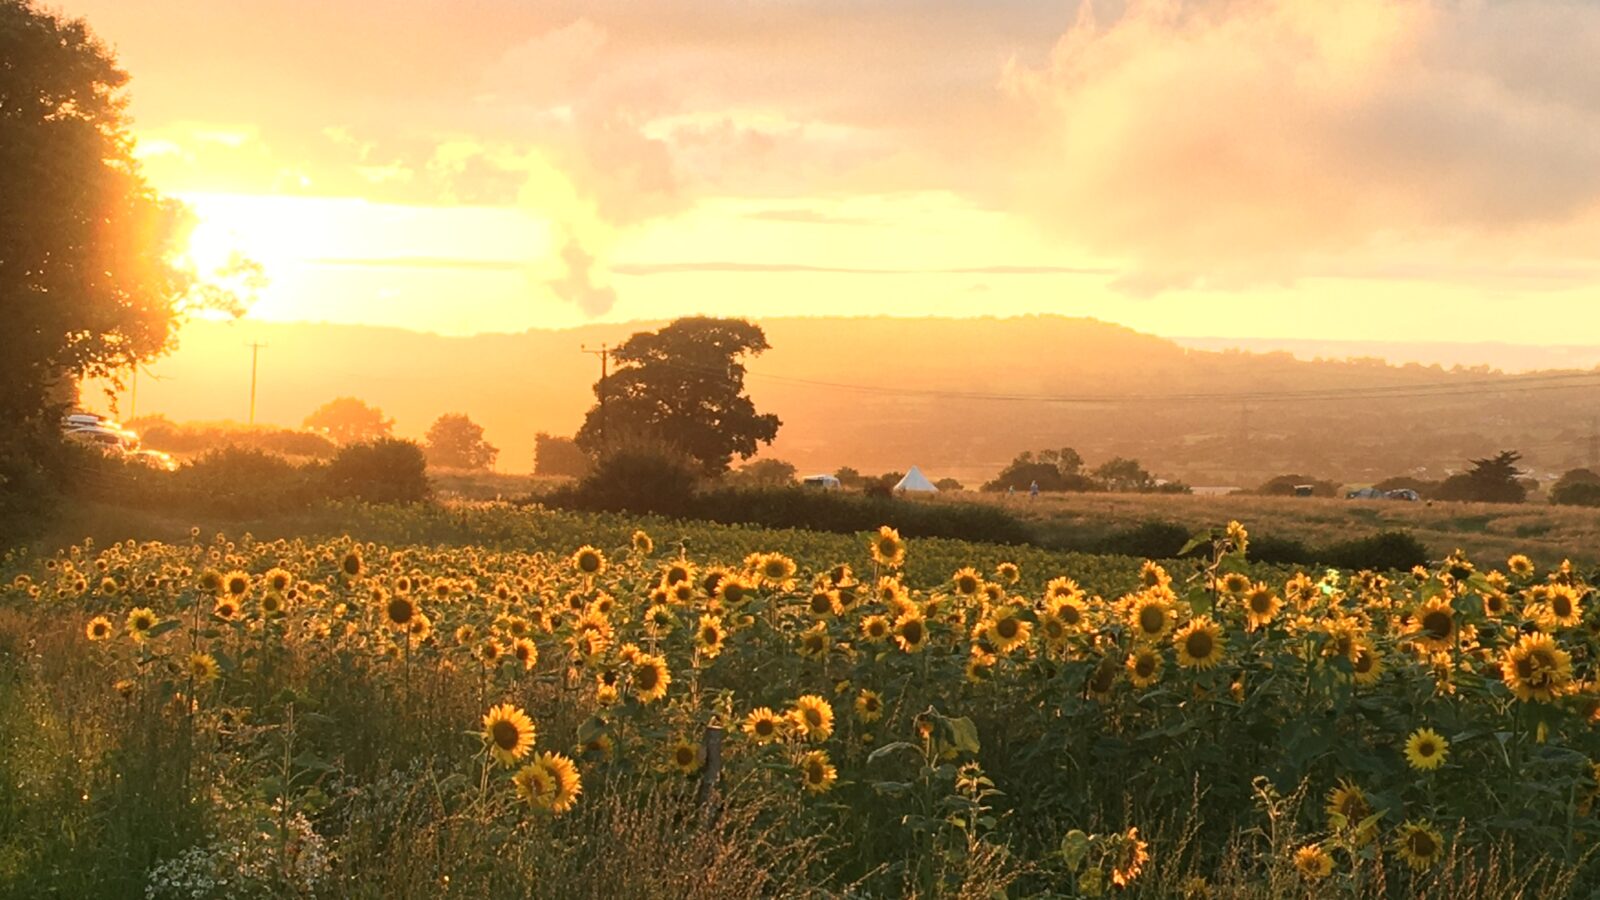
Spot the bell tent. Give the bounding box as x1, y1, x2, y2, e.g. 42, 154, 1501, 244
894, 467, 939, 493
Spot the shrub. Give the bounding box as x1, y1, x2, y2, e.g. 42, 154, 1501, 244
326, 438, 431, 504
1247, 534, 1315, 565
1092, 520, 1193, 558
1320, 530, 1429, 572
553, 442, 701, 515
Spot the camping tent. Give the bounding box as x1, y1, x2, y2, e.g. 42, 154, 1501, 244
894, 466, 938, 493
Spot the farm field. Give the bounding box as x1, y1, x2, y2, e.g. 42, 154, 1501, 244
3, 503, 1598, 897
949, 490, 1600, 569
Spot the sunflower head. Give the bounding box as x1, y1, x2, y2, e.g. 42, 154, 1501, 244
800, 749, 837, 794
870, 526, 906, 568
85, 615, 113, 641
572, 546, 606, 577
1403, 727, 1449, 771
482, 704, 537, 766
743, 707, 786, 744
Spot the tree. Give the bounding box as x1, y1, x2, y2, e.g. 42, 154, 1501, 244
303, 397, 393, 444
574, 317, 781, 475
833, 466, 866, 489
934, 477, 965, 492
0, 1, 248, 539
1551, 468, 1600, 507
1257, 474, 1340, 497
982, 447, 1098, 492
1435, 450, 1526, 504
534, 433, 590, 477
1094, 457, 1157, 493
727, 458, 797, 487
423, 413, 498, 470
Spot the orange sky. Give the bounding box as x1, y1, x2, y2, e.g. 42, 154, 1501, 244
58, 0, 1600, 343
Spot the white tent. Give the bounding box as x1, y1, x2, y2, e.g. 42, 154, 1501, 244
894, 466, 939, 493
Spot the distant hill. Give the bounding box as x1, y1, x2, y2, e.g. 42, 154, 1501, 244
91, 315, 1600, 488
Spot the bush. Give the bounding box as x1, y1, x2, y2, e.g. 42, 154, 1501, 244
326, 439, 431, 504
550, 443, 701, 515
1320, 530, 1429, 572
1092, 520, 1193, 558
1247, 534, 1315, 565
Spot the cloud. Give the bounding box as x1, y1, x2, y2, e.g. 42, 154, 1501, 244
1001, 0, 1600, 289
545, 239, 617, 316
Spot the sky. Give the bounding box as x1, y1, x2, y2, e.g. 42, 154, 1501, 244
59, 0, 1600, 343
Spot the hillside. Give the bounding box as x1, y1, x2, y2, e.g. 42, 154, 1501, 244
93, 315, 1600, 487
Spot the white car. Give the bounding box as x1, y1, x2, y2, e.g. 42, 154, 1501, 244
130, 449, 179, 472
64, 424, 140, 455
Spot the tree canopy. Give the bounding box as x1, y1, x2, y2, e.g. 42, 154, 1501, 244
0, 0, 240, 424
423, 413, 498, 470
303, 398, 394, 444
575, 317, 780, 475
1436, 450, 1526, 504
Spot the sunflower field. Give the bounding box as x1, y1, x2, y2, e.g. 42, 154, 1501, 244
3, 510, 1600, 897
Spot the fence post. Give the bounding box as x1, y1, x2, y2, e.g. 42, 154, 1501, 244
697, 719, 724, 825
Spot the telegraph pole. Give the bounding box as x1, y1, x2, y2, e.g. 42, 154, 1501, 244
246, 341, 268, 425
129, 366, 139, 420
582, 343, 611, 448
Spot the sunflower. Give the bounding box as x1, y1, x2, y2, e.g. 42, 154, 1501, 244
85, 615, 113, 641
800, 750, 838, 794
892, 609, 929, 654
632, 653, 671, 703
258, 590, 286, 617
1218, 571, 1251, 595
965, 646, 996, 683
798, 623, 831, 659
265, 567, 292, 592
1110, 827, 1149, 888
385, 595, 418, 629
743, 707, 786, 744
717, 575, 754, 606
222, 569, 251, 599
1087, 656, 1120, 698
1538, 584, 1585, 629
860, 614, 891, 643
1292, 844, 1333, 880
1242, 584, 1282, 631
663, 560, 695, 587
482, 704, 537, 766
563, 544, 603, 577
808, 589, 841, 618
1501, 632, 1573, 703
1126, 647, 1164, 688
1325, 779, 1376, 844
1175, 617, 1226, 669
696, 615, 727, 658
1051, 595, 1091, 632
995, 562, 1020, 585
511, 637, 538, 671
186, 652, 220, 684
983, 607, 1032, 654
1225, 520, 1249, 555
1129, 593, 1175, 642
870, 526, 906, 568
126, 607, 158, 641
1394, 820, 1444, 871
340, 549, 364, 578
1507, 554, 1535, 578
1409, 597, 1457, 652
1483, 590, 1510, 618
669, 738, 702, 774
630, 529, 653, 555
1350, 641, 1384, 687
791, 694, 836, 742
757, 553, 798, 588
951, 567, 983, 597
1037, 611, 1070, 649
198, 569, 224, 595
1403, 727, 1449, 771
515, 751, 582, 814
478, 638, 505, 664
855, 688, 883, 723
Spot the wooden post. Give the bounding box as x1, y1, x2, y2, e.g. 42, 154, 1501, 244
697, 720, 725, 825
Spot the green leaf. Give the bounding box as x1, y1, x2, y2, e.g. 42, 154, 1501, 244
1060, 829, 1090, 870
867, 741, 920, 764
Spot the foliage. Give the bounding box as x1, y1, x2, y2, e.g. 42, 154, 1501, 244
324, 438, 430, 504
302, 397, 394, 445
934, 478, 965, 492
726, 458, 797, 487
4, 514, 1598, 895
127, 415, 337, 459
1552, 469, 1600, 508
423, 413, 499, 470
574, 317, 781, 475
983, 448, 1101, 493
1319, 530, 1431, 573
534, 432, 590, 478
1436, 451, 1527, 504
555, 441, 703, 515
1374, 476, 1440, 499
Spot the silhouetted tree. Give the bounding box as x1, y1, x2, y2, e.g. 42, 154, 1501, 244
1551, 468, 1600, 507
1435, 450, 1526, 504
1094, 457, 1157, 493
728, 458, 797, 486
934, 477, 965, 492
982, 447, 1098, 492
833, 466, 866, 489
575, 317, 780, 475
303, 397, 393, 444
534, 433, 589, 477
423, 413, 498, 470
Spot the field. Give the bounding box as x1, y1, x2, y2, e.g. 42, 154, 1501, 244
3, 501, 1599, 897
953, 490, 1600, 569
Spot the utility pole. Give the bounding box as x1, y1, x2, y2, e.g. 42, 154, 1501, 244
581, 343, 612, 449
129, 365, 139, 420
246, 341, 268, 425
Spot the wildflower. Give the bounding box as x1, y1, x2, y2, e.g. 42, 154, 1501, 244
1174, 617, 1226, 669
482, 704, 537, 766
631, 653, 671, 703
870, 526, 905, 568
792, 695, 835, 742
1126, 647, 1163, 688
800, 750, 837, 793
85, 615, 113, 641
743, 707, 786, 744
1394, 821, 1444, 871
572, 545, 606, 577
1292, 844, 1333, 880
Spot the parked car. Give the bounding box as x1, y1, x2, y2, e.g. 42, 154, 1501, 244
64, 424, 140, 455
1385, 488, 1421, 502
801, 474, 842, 490
129, 449, 179, 472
